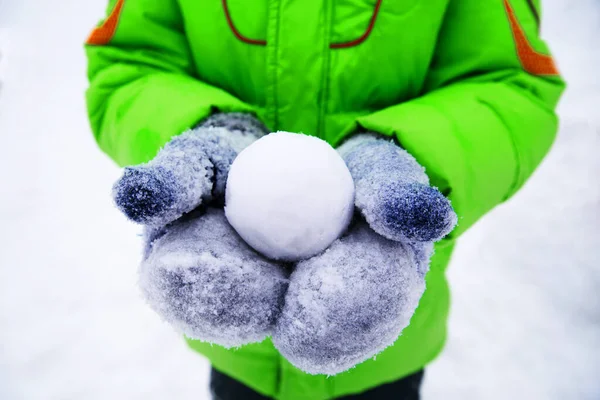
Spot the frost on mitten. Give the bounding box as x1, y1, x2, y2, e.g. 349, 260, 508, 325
272, 132, 456, 375
113, 113, 267, 227
273, 219, 433, 375
140, 208, 289, 347
111, 114, 288, 347
338, 134, 457, 242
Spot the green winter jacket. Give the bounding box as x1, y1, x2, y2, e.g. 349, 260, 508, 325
85, 0, 564, 398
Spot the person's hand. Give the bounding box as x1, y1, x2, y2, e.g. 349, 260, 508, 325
271, 133, 457, 375
338, 133, 457, 242
141, 208, 288, 347
112, 113, 268, 227
112, 114, 289, 347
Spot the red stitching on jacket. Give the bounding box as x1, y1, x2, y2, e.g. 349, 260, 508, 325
330, 0, 382, 49
222, 0, 267, 46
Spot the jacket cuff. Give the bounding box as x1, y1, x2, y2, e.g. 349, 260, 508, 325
196, 113, 269, 138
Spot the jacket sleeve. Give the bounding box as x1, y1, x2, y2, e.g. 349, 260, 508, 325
85, 0, 254, 167
337, 0, 566, 237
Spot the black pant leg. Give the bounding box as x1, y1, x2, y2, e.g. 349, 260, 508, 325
210, 368, 272, 400
335, 370, 424, 400
210, 367, 424, 400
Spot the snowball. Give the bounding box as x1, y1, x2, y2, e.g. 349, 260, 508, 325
225, 132, 355, 261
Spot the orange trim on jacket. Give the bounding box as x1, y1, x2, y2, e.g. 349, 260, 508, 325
503, 0, 559, 76
86, 0, 125, 45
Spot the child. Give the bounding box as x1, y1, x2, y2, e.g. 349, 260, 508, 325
85, 0, 564, 398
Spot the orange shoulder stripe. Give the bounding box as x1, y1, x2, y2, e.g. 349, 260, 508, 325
86, 0, 125, 46
503, 0, 559, 76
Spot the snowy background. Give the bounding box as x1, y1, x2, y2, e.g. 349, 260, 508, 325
0, 0, 598, 399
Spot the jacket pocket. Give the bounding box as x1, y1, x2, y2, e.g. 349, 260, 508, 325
222, 0, 268, 45
330, 0, 419, 47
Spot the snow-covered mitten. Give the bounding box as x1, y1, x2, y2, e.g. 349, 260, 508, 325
113, 113, 268, 227
272, 133, 457, 374
338, 133, 457, 242
141, 208, 289, 347
112, 113, 289, 347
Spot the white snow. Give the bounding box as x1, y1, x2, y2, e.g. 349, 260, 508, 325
226, 132, 354, 261
0, 0, 598, 399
